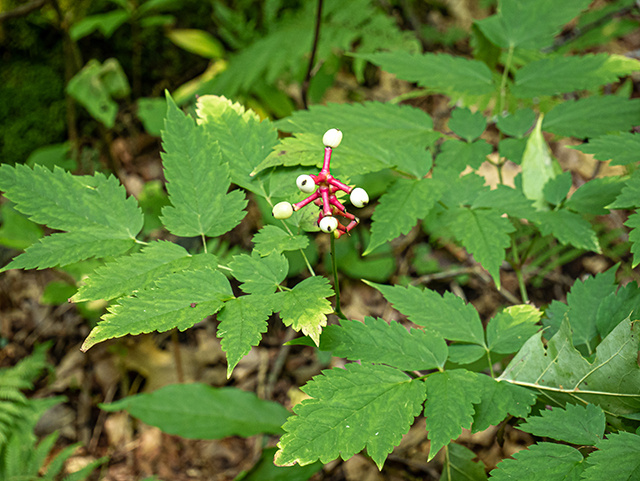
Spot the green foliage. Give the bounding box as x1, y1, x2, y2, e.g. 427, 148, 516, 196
252, 226, 309, 257
448, 108, 487, 142
570, 133, 640, 165
583, 432, 640, 480
275, 363, 426, 469
491, 443, 585, 481
239, 447, 322, 481
229, 250, 288, 295
441, 443, 487, 481
519, 404, 606, 445
102, 383, 290, 438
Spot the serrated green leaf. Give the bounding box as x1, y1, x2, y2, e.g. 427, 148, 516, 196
564, 177, 624, 215
435, 140, 492, 174
474, 0, 591, 49
82, 264, 233, 351
513, 54, 640, 98
217, 294, 274, 377
275, 276, 334, 345
229, 250, 288, 295
498, 137, 528, 165
321, 317, 448, 371
499, 318, 640, 417
195, 95, 279, 195
365, 177, 442, 255
521, 115, 555, 209
355, 52, 495, 95
1, 230, 136, 272
160, 93, 247, 237
496, 109, 536, 138
609, 169, 640, 209
275, 363, 426, 469
543, 97, 640, 139
471, 185, 538, 221
441, 443, 487, 481
543, 171, 572, 206
536, 209, 600, 253
252, 225, 309, 257
72, 241, 192, 302
445, 206, 515, 287
596, 282, 640, 338
472, 375, 536, 432
486, 305, 542, 354
424, 370, 482, 460
448, 108, 487, 142
582, 432, 640, 481
491, 443, 584, 481
447, 344, 486, 365
369, 282, 485, 346
519, 404, 605, 445
570, 133, 640, 166
625, 211, 640, 268
544, 265, 617, 343
101, 383, 289, 438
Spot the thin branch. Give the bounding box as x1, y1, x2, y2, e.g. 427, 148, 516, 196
301, 0, 323, 109
0, 0, 48, 22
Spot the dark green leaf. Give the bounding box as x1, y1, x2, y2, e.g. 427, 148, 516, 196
486, 305, 542, 354
424, 370, 481, 460
496, 109, 536, 138
472, 375, 537, 433
626, 211, 640, 268
368, 282, 485, 346
543, 171, 572, 206
498, 137, 528, 164
229, 251, 288, 295
491, 443, 584, 481
448, 108, 487, 142
275, 363, 426, 469
536, 209, 600, 253
570, 133, 640, 166
519, 404, 605, 445
447, 344, 486, 365
440, 443, 487, 481
596, 282, 640, 338
608, 169, 640, 209
564, 177, 625, 215
582, 432, 640, 481
435, 140, 492, 174
543, 97, 640, 139
322, 317, 448, 371
471, 185, 538, 221
252, 225, 309, 257
101, 383, 289, 438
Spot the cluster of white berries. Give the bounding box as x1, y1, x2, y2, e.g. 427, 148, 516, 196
272, 129, 369, 237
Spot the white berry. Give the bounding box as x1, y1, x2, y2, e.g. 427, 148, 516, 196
322, 129, 343, 148
272, 201, 293, 219
296, 174, 316, 193
319, 216, 339, 233
350, 187, 369, 208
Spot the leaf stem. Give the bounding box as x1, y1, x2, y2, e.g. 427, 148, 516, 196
280, 220, 316, 276
511, 236, 529, 303
201, 234, 208, 254
171, 329, 184, 383
301, 0, 323, 109
499, 45, 515, 114
486, 349, 495, 378
330, 234, 346, 319
444, 445, 451, 481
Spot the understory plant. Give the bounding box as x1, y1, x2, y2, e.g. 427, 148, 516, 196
2, 0, 640, 479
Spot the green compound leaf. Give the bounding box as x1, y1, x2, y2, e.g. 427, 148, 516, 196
321, 317, 448, 371
0, 164, 142, 235
521, 116, 555, 209
424, 370, 482, 460
101, 383, 289, 439
512, 54, 640, 98
365, 177, 443, 255
160, 93, 247, 238
544, 263, 617, 344
486, 305, 542, 354
435, 139, 492, 174
596, 281, 640, 338
369, 282, 485, 346
195, 95, 279, 195
252, 225, 309, 257
491, 443, 584, 481
257, 102, 439, 178
229, 250, 288, 295
445, 206, 515, 288
275, 363, 426, 469
496, 109, 536, 138
626, 211, 640, 268
448, 108, 487, 142
543, 97, 640, 139
609, 169, 640, 209
582, 432, 640, 481
440, 443, 487, 481
536, 209, 601, 253
519, 404, 605, 446
217, 294, 274, 377
472, 375, 536, 433
564, 177, 625, 215
499, 318, 640, 418
0, 231, 135, 272
474, 0, 591, 50
571, 133, 640, 166
275, 276, 334, 346
471, 185, 539, 221
82, 264, 233, 351
72, 241, 192, 302
355, 51, 495, 95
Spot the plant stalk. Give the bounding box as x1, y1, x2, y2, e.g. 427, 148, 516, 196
301, 0, 323, 108
330, 234, 346, 319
